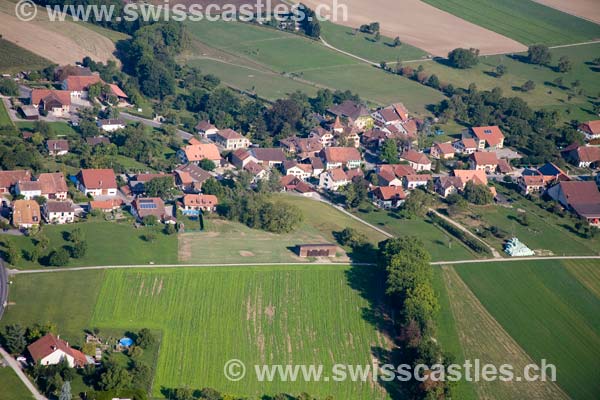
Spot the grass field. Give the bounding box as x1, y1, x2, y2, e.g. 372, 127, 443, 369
351, 206, 476, 261
411, 42, 600, 119
447, 188, 600, 257
422, 0, 600, 46
453, 260, 600, 400
2, 265, 390, 399
0, 367, 33, 400
0, 100, 12, 127
184, 20, 444, 112
0, 38, 51, 74
16, 121, 77, 136
180, 195, 388, 264
0, 220, 178, 269
319, 21, 429, 63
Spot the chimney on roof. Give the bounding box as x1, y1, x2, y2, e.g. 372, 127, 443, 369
51, 345, 57, 351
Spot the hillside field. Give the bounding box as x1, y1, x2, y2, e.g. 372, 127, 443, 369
444, 260, 600, 400
422, 0, 600, 46
410, 42, 600, 120
184, 20, 444, 112
2, 265, 391, 399
0, 100, 12, 127
0, 38, 52, 74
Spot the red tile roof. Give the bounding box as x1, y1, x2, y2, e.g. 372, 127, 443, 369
576, 146, 600, 163
183, 194, 218, 208
182, 143, 221, 162
471, 126, 505, 147
28, 334, 88, 367
217, 128, 245, 140
77, 169, 117, 190
558, 181, 600, 217
64, 75, 102, 91
373, 186, 407, 201
433, 142, 455, 155
108, 83, 127, 98
579, 120, 600, 136
471, 151, 499, 166
31, 89, 71, 106
321, 147, 361, 163
0, 170, 31, 189
401, 150, 431, 165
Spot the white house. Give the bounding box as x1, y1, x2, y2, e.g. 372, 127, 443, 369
15, 181, 42, 200
27, 334, 90, 368
319, 168, 349, 191
283, 162, 313, 181
76, 169, 118, 197
97, 119, 125, 132
43, 201, 75, 224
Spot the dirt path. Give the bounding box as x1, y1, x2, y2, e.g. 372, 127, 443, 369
0, 0, 117, 64
441, 266, 569, 400
533, 0, 600, 24
301, 0, 527, 56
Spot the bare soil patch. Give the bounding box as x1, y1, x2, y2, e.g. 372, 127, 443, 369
0, 0, 117, 64
239, 250, 255, 257
302, 0, 527, 56
533, 0, 600, 24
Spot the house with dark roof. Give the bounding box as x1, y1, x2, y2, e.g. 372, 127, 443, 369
86, 136, 111, 147
15, 180, 41, 200
46, 139, 69, 156
174, 164, 212, 193
195, 120, 219, 138
430, 142, 455, 160
547, 181, 600, 226
37, 172, 69, 200
249, 148, 287, 167
131, 197, 171, 223
327, 100, 373, 130
453, 138, 478, 155
0, 170, 32, 194
43, 201, 75, 224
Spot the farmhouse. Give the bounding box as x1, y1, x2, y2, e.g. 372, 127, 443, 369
214, 129, 250, 150
308, 126, 335, 147
371, 186, 407, 209
0, 170, 32, 194
319, 168, 350, 191
43, 201, 75, 224
30, 89, 71, 117
578, 120, 600, 141
435, 176, 463, 198
280, 136, 323, 157
181, 194, 218, 214
244, 161, 269, 183
430, 142, 455, 160
28, 334, 90, 368
37, 172, 69, 200
327, 100, 373, 130
76, 169, 118, 196
376, 169, 403, 187
174, 164, 212, 193
230, 149, 257, 169
46, 139, 69, 156
12, 199, 41, 228
249, 148, 287, 167
97, 119, 125, 132
400, 150, 432, 171
469, 152, 499, 172
519, 175, 546, 195
15, 180, 41, 200
61, 75, 102, 100
89, 199, 123, 213
107, 84, 128, 104
453, 169, 488, 187
468, 126, 505, 150
372, 103, 409, 126
297, 244, 337, 257
178, 142, 222, 165
547, 181, 600, 226
319, 147, 362, 170
562, 145, 600, 168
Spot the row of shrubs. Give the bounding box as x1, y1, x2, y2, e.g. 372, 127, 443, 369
428, 212, 491, 255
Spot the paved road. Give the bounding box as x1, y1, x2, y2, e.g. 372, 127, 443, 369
0, 347, 47, 400
431, 255, 600, 265
120, 112, 195, 141
0, 259, 7, 320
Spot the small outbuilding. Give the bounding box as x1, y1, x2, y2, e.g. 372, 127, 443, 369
297, 244, 337, 257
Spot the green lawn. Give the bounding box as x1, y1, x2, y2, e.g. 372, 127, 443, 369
422, 0, 600, 46
0, 220, 178, 269
319, 21, 429, 63
454, 260, 600, 400
0, 99, 12, 127
0, 38, 52, 74
17, 121, 77, 136
185, 20, 444, 112
413, 42, 600, 119
0, 367, 33, 400
352, 206, 476, 262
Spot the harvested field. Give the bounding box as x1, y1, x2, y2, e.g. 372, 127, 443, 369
301, 0, 527, 56
0, 0, 117, 64
533, 0, 600, 25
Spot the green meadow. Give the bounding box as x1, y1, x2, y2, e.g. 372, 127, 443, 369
454, 260, 600, 400
184, 20, 444, 112
0, 38, 52, 74
422, 0, 600, 46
